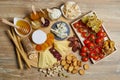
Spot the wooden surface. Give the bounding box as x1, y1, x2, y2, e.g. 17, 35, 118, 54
0, 0, 120, 80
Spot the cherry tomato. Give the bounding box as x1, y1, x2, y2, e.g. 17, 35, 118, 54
95, 38, 104, 44
81, 32, 89, 38
77, 27, 84, 33
89, 51, 96, 58
80, 52, 87, 57
81, 57, 88, 62
73, 22, 80, 28
97, 31, 106, 38
83, 39, 91, 45
81, 46, 88, 53
87, 42, 95, 50
99, 53, 104, 59
88, 34, 96, 40
93, 55, 99, 60
94, 47, 101, 53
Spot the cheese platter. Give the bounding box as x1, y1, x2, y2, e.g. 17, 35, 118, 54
0, 1, 116, 78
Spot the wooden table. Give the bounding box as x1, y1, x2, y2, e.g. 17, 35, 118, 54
0, 0, 120, 80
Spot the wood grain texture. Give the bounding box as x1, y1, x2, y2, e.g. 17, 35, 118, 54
0, 0, 120, 80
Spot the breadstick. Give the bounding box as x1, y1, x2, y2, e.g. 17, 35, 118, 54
7, 30, 31, 68
16, 48, 23, 69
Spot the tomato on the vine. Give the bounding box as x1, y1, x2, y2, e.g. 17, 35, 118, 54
80, 52, 87, 57
81, 57, 88, 62
93, 55, 99, 60
81, 32, 89, 38
73, 22, 80, 28
94, 47, 101, 53
81, 46, 88, 53
89, 51, 96, 58
95, 37, 104, 44
99, 53, 105, 59
83, 39, 91, 45
87, 42, 95, 50
88, 34, 96, 41
77, 27, 84, 33
97, 31, 106, 38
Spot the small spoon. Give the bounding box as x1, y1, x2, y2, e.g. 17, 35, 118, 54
41, 17, 45, 24
46, 8, 53, 13
39, 8, 45, 14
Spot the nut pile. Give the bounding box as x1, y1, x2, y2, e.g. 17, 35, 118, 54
61, 54, 89, 75
39, 63, 68, 77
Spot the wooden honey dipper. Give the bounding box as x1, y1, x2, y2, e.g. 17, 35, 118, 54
0, 18, 30, 36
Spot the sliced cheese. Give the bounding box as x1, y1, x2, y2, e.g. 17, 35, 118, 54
38, 49, 57, 68
54, 41, 69, 57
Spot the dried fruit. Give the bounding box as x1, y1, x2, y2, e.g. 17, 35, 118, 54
35, 33, 54, 51
68, 35, 81, 52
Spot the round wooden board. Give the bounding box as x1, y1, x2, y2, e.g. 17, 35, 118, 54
28, 17, 74, 68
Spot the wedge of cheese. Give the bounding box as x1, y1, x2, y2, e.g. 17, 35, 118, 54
38, 49, 57, 68
54, 41, 69, 58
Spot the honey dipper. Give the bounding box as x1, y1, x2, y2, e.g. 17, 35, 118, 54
0, 18, 30, 35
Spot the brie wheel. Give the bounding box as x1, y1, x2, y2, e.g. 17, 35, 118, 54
32, 30, 47, 44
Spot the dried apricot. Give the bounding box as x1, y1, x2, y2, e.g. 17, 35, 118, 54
47, 33, 54, 39
35, 45, 42, 51
41, 43, 48, 50
46, 39, 54, 46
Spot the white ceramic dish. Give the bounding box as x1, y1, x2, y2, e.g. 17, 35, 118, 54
32, 30, 47, 44
14, 17, 32, 37
60, 3, 81, 20
48, 8, 62, 20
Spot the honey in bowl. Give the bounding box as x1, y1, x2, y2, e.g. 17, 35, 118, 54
16, 20, 31, 36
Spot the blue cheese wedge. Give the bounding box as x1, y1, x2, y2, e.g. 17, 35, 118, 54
51, 22, 68, 39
